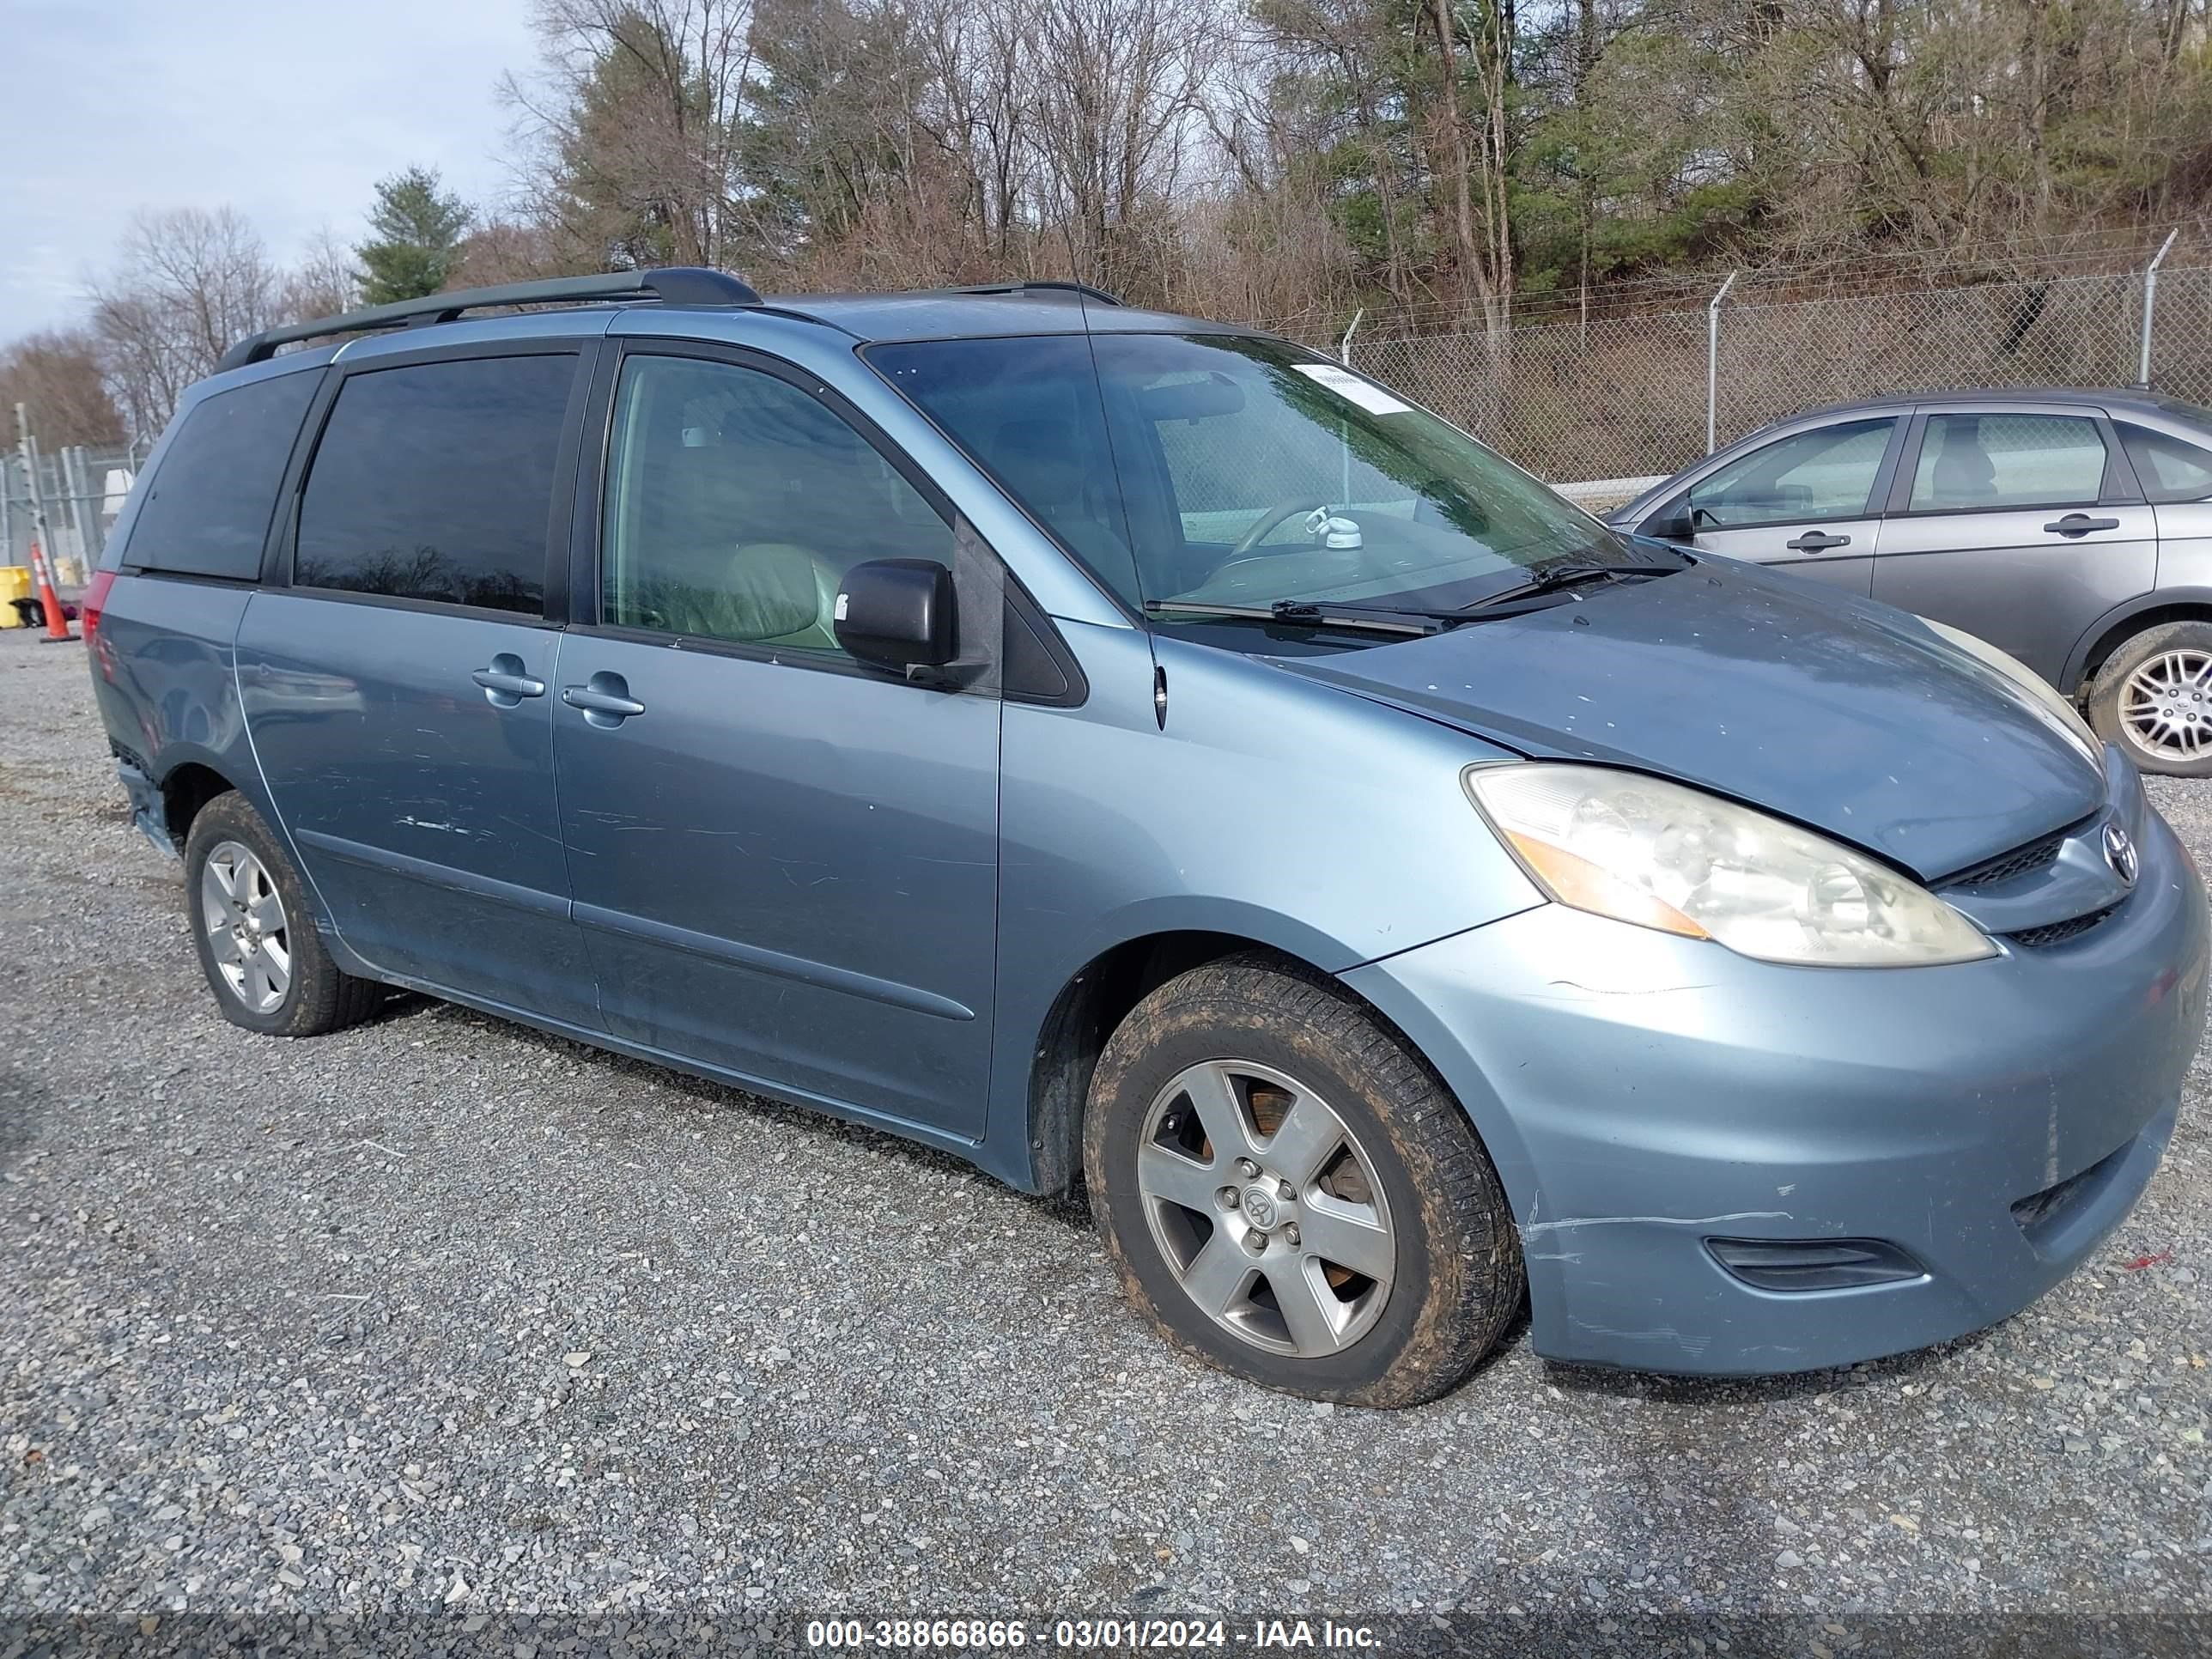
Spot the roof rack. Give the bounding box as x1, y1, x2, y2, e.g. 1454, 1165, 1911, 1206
945, 280, 1126, 307
216, 266, 762, 372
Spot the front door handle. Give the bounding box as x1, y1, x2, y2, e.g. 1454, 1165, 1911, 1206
562, 672, 647, 727
471, 654, 545, 708
1785, 531, 1851, 553
2045, 514, 2121, 538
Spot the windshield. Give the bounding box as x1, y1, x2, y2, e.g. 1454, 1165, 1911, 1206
866, 331, 1652, 616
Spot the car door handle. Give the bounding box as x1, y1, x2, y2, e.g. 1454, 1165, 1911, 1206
471, 655, 545, 708
1785, 531, 1851, 552
562, 675, 647, 726
2045, 514, 2121, 538
471, 668, 546, 697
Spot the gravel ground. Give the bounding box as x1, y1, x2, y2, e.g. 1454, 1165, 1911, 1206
3, 628, 2211, 1655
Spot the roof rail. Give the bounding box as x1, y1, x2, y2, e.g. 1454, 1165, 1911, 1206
215, 266, 763, 372
945, 280, 1126, 307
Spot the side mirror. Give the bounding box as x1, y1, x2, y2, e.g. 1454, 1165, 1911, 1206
1641, 502, 1696, 544
834, 558, 957, 671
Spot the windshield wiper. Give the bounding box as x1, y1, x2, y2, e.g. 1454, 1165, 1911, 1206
1461, 557, 1669, 611
1143, 599, 1456, 636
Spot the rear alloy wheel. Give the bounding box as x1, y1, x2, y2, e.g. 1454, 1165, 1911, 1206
2089, 620, 2212, 778
1085, 953, 1523, 1407
183, 791, 386, 1037
199, 841, 293, 1014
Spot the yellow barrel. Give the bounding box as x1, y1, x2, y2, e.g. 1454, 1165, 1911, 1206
0, 567, 29, 629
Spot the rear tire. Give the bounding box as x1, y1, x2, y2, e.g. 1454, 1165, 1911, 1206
183, 792, 383, 1037
1082, 952, 1523, 1407
2087, 620, 2212, 778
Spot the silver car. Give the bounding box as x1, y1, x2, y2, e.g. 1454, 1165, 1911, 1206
1610, 390, 2212, 775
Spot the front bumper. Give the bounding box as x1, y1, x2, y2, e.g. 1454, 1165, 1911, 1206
1346, 793, 2209, 1376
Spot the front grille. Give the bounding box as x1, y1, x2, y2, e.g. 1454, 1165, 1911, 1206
1948, 823, 2075, 889
2007, 907, 2117, 948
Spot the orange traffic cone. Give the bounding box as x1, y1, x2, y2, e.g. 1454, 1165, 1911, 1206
26, 538, 76, 643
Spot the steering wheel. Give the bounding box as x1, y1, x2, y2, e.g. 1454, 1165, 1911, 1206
1227, 496, 1328, 558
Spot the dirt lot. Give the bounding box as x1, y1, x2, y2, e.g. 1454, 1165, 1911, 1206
3, 628, 2210, 1653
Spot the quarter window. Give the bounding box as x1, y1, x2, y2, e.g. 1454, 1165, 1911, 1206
295, 355, 575, 615
599, 355, 951, 655
2118, 422, 2212, 504
1685, 418, 1895, 529
1906, 413, 2108, 513
127, 369, 320, 580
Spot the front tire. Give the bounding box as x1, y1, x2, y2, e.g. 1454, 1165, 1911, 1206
183, 792, 383, 1037
1083, 953, 1523, 1407
2087, 620, 2212, 777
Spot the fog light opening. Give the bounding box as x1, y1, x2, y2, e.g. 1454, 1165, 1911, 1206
1705, 1237, 1925, 1292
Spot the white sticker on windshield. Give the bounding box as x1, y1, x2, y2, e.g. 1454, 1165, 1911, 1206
1292, 362, 1413, 415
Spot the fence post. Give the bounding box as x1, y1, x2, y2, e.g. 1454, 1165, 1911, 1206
2139, 228, 2179, 387
1338, 307, 1364, 367
1706, 270, 1740, 455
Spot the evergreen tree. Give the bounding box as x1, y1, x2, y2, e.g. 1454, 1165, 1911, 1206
356, 167, 471, 304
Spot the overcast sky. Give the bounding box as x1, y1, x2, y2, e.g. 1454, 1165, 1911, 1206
1, 0, 540, 343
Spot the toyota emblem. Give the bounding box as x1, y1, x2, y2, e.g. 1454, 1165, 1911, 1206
2103, 822, 2139, 886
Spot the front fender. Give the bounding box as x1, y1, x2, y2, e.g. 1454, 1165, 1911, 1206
980, 620, 1546, 1189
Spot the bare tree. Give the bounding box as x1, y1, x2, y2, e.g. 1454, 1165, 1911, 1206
1023, 0, 1216, 293
0, 330, 127, 450
86, 207, 280, 440
276, 225, 361, 323
504, 0, 757, 270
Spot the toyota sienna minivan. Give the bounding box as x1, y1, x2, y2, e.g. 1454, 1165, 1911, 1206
85, 269, 2208, 1407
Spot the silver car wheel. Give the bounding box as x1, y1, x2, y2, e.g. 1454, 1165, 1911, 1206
2121, 649, 2212, 763
199, 841, 292, 1014
1136, 1059, 1396, 1358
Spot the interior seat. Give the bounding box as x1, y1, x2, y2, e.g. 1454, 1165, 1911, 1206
1930, 420, 1998, 505
626, 441, 843, 649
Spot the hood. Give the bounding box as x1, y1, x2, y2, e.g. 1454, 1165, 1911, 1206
1271, 559, 2106, 882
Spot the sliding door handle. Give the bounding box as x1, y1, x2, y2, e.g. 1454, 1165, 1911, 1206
471, 655, 545, 708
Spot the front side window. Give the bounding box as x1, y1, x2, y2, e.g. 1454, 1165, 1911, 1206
870, 332, 1645, 614
295, 355, 574, 615
2118, 422, 2212, 504
1906, 413, 2109, 514
1686, 418, 1894, 529
599, 355, 952, 655
127, 368, 320, 580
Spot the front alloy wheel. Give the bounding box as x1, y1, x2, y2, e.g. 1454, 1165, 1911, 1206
1085, 952, 1523, 1407
1138, 1059, 1395, 1358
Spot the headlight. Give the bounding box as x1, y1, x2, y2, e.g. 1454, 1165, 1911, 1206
1466, 764, 1996, 967
1920, 617, 2105, 776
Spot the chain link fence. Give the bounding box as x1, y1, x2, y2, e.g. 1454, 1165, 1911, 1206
1357, 308, 1711, 499
1, 441, 147, 580
4, 250, 2205, 568
1347, 249, 2212, 507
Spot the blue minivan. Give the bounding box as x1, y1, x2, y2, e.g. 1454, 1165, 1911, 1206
85, 270, 2208, 1405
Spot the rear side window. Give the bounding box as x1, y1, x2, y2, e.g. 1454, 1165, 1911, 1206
125, 371, 319, 579
1906, 413, 2109, 512
2118, 422, 2212, 503
294, 355, 574, 615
